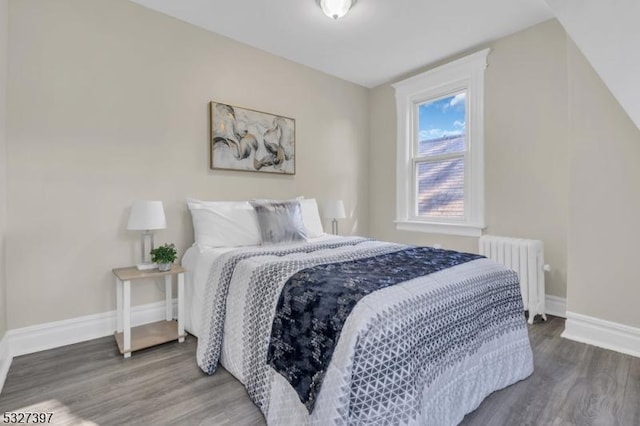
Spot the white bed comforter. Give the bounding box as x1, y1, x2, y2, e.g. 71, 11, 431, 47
189, 237, 533, 425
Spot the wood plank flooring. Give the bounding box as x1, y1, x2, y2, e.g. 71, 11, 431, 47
461, 317, 639, 426
0, 316, 638, 425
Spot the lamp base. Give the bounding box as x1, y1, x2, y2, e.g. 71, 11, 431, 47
136, 262, 158, 271
332, 219, 339, 235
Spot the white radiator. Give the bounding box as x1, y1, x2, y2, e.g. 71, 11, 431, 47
479, 235, 549, 324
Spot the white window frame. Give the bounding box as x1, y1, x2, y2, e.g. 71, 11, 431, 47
392, 49, 489, 237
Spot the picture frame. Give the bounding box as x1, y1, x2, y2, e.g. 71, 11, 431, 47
210, 101, 296, 175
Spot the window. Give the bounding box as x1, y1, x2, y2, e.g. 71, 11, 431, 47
393, 49, 488, 237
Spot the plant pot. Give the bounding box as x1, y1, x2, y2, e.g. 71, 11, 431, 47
157, 263, 172, 272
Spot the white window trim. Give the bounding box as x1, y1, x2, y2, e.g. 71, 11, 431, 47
392, 49, 489, 237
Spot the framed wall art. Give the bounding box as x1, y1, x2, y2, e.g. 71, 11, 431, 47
210, 101, 295, 175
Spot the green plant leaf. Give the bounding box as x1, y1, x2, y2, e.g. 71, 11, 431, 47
150, 243, 178, 264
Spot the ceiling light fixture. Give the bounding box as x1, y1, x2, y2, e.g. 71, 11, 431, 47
317, 0, 357, 20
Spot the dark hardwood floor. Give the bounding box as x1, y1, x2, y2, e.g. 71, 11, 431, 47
0, 317, 637, 425
461, 317, 639, 426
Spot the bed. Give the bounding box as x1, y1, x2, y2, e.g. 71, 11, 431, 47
182, 198, 533, 425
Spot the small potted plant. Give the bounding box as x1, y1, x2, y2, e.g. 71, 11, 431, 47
150, 243, 177, 272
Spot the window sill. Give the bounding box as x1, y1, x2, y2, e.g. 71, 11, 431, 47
394, 220, 485, 237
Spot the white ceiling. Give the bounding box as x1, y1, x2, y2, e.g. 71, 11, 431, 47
130, 0, 553, 88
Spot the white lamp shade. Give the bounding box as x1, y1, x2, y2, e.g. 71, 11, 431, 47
318, 0, 355, 19
127, 200, 167, 230
324, 200, 346, 219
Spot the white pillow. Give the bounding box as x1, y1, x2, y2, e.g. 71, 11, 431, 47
299, 198, 325, 238
187, 199, 261, 247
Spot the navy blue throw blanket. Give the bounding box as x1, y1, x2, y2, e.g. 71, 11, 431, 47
266, 246, 483, 412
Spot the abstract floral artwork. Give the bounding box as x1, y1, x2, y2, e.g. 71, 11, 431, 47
210, 101, 295, 174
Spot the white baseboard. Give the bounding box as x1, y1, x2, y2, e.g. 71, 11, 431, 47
0, 333, 12, 394
8, 299, 178, 358
562, 311, 640, 358
0, 294, 566, 360
545, 294, 567, 318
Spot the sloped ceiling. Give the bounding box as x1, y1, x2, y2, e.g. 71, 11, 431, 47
545, 0, 640, 130
129, 0, 553, 88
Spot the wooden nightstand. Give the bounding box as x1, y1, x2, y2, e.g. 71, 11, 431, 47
112, 265, 186, 358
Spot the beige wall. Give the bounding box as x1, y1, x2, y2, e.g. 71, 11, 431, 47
370, 19, 640, 330
369, 20, 569, 298
0, 0, 7, 338
5, 2, 639, 335
6, 0, 369, 329
566, 39, 640, 328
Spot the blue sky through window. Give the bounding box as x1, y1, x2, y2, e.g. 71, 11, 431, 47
418, 92, 466, 141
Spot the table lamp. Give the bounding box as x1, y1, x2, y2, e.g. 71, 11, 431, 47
127, 200, 167, 270
324, 200, 346, 235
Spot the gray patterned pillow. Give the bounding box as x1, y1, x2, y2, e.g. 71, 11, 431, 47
249, 199, 307, 245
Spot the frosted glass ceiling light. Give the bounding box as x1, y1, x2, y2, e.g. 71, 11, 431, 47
317, 0, 356, 20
